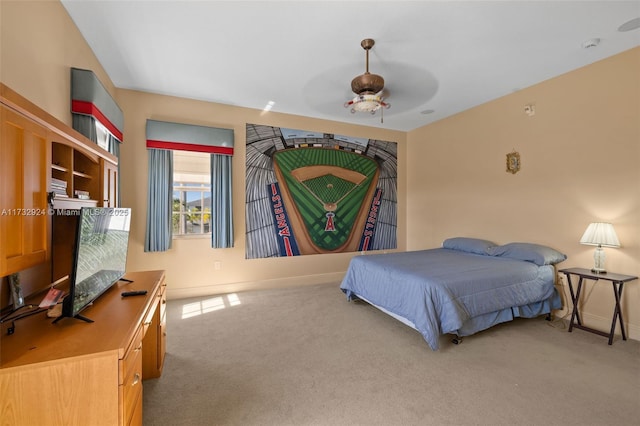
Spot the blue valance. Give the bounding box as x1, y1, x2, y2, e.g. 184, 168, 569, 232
71, 68, 124, 141
146, 119, 234, 155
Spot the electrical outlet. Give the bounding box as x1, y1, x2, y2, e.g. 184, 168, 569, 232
214, 261, 221, 270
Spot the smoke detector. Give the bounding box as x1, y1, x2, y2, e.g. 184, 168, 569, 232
582, 38, 600, 49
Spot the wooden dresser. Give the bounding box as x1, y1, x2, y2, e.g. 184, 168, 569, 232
0, 270, 167, 426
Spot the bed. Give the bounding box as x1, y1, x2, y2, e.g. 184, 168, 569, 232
340, 238, 566, 350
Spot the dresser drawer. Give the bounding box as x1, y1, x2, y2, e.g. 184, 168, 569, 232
158, 309, 167, 371
121, 345, 143, 426
128, 388, 143, 426
120, 326, 143, 385
159, 284, 167, 322
141, 294, 157, 336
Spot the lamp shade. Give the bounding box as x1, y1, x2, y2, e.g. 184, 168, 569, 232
579, 222, 621, 247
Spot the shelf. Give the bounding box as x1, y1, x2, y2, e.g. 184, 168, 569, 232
51, 140, 102, 206
51, 197, 98, 210
72, 170, 93, 179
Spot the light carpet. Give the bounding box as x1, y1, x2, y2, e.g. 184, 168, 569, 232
143, 282, 640, 426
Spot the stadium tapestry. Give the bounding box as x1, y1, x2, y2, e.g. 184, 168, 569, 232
245, 124, 397, 259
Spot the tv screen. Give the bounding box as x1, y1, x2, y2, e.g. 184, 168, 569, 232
58, 207, 131, 322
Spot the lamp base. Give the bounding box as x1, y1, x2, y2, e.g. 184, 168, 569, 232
592, 247, 607, 275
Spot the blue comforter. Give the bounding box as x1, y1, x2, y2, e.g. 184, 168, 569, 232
340, 248, 559, 350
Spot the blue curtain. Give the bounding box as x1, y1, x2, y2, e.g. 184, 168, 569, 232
72, 114, 98, 142
210, 154, 234, 248
145, 149, 173, 252
73, 114, 122, 207
107, 134, 121, 206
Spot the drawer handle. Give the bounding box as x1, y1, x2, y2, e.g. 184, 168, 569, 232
144, 321, 152, 326
135, 345, 142, 352
132, 373, 141, 386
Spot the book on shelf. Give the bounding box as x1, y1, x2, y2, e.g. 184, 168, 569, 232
51, 178, 68, 198
51, 187, 68, 197
51, 177, 67, 187
74, 190, 90, 200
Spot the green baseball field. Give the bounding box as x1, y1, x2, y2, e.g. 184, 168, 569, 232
272, 147, 379, 253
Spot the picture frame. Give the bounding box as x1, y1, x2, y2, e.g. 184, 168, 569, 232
506, 151, 521, 174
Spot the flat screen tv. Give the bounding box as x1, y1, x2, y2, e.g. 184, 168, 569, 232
55, 207, 131, 323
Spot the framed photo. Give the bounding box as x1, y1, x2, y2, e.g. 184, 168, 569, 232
506, 151, 521, 174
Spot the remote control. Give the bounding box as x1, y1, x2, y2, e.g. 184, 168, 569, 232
121, 290, 147, 297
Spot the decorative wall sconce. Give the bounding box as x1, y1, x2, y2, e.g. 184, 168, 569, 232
506, 151, 521, 174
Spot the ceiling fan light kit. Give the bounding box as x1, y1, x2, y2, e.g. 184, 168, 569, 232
344, 38, 390, 122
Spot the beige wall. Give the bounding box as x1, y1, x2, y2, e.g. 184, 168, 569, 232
0, 0, 115, 127
407, 47, 640, 338
116, 89, 406, 298
2, 0, 638, 339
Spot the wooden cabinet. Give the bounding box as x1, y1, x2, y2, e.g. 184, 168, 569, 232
1, 84, 120, 301
143, 278, 167, 379
122, 326, 144, 426
0, 105, 50, 276
1, 83, 119, 283
101, 158, 119, 207
0, 270, 166, 426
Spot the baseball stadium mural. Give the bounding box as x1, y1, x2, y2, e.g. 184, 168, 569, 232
245, 124, 397, 259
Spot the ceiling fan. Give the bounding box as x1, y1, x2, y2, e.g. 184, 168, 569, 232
344, 38, 390, 123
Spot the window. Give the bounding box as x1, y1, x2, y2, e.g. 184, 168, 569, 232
172, 151, 211, 237
95, 120, 110, 151
145, 119, 234, 251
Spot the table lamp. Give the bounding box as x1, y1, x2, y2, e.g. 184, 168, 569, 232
579, 222, 620, 274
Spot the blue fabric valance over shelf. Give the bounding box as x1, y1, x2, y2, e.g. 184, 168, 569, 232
146, 119, 234, 155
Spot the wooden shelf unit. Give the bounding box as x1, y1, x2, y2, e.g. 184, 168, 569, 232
51, 140, 101, 205
1, 83, 119, 282
1, 83, 120, 300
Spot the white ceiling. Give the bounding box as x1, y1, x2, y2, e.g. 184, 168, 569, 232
61, 1, 640, 132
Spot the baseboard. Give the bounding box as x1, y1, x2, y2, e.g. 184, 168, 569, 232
553, 281, 639, 342
166, 271, 345, 300
552, 306, 640, 342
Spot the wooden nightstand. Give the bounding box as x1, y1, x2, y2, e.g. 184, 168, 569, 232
559, 267, 637, 345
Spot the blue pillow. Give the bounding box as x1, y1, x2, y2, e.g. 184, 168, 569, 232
442, 237, 497, 255
487, 242, 567, 266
